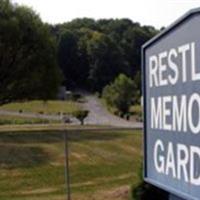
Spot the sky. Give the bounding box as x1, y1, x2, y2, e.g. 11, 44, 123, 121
12, 0, 200, 29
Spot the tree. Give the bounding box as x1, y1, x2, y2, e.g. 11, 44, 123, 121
53, 18, 158, 92
57, 28, 92, 89
0, 0, 61, 104
58, 30, 79, 89
102, 74, 134, 115
133, 71, 141, 104
86, 31, 127, 91
73, 110, 89, 125
121, 26, 157, 76
62, 18, 97, 31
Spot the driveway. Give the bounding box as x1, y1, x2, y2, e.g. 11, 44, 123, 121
82, 95, 142, 128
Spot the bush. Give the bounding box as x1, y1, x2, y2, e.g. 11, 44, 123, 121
131, 166, 168, 200
130, 105, 143, 122
132, 182, 169, 200
102, 74, 134, 115
73, 110, 89, 125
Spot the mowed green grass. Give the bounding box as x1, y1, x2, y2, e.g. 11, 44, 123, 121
0, 115, 59, 125
0, 100, 80, 115
0, 129, 142, 200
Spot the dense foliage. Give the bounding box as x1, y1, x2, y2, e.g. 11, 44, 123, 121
102, 74, 135, 115
0, 0, 61, 104
0, 0, 158, 104
54, 18, 158, 92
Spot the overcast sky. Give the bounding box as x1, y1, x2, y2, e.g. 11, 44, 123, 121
12, 0, 200, 29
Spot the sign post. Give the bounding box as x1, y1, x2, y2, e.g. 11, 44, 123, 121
142, 8, 200, 200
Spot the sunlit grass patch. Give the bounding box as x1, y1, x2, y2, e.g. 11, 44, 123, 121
0, 100, 80, 115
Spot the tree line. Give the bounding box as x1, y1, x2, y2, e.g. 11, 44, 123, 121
54, 18, 158, 92
0, 0, 159, 104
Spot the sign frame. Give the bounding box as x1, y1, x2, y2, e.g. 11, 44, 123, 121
142, 7, 200, 200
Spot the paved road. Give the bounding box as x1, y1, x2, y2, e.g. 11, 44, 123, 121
83, 95, 142, 128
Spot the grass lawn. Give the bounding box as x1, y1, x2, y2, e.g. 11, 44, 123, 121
0, 129, 142, 200
0, 115, 59, 125
0, 100, 80, 115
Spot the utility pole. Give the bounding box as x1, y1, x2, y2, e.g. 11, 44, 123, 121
64, 130, 71, 200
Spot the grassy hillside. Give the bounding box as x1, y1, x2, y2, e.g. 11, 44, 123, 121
0, 129, 142, 200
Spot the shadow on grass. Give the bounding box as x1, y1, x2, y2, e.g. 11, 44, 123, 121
0, 144, 50, 169
0, 130, 127, 144
0, 130, 130, 169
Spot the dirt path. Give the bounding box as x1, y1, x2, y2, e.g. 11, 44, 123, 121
82, 95, 142, 128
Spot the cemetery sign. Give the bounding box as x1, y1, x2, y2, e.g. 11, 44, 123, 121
142, 8, 200, 200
